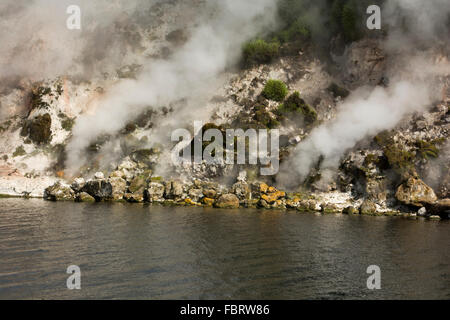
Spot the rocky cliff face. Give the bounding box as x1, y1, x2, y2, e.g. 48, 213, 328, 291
0, 2, 449, 218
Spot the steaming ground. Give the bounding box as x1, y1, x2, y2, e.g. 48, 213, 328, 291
0, 1, 449, 214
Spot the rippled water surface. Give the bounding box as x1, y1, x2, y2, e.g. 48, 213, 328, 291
0, 199, 449, 299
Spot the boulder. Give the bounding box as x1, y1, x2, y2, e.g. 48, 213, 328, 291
82, 180, 113, 200
396, 178, 437, 207
44, 182, 75, 201
417, 207, 427, 216
214, 194, 240, 209
71, 178, 85, 192
109, 177, 127, 201
145, 182, 165, 202
76, 192, 95, 202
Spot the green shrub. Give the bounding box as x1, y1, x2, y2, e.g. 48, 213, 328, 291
278, 91, 317, 124
276, 18, 311, 43
242, 39, 280, 67
262, 80, 288, 102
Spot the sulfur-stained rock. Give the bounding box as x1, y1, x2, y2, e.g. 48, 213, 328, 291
259, 182, 269, 194
261, 189, 286, 204
214, 194, 240, 209
44, 182, 75, 201
396, 178, 437, 207
202, 197, 215, 206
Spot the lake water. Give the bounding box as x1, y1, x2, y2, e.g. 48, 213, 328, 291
0, 198, 449, 299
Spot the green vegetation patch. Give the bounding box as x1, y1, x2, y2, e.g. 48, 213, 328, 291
262, 79, 288, 102
242, 39, 280, 67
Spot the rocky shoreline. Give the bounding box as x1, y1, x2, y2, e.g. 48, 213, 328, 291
36, 156, 449, 220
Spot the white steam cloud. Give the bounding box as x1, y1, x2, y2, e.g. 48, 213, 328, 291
278, 0, 450, 188
65, 0, 279, 171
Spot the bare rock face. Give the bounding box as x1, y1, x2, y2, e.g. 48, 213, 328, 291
44, 182, 75, 201
214, 194, 240, 209
396, 178, 438, 207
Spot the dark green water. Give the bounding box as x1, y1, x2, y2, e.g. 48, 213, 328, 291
0, 198, 449, 299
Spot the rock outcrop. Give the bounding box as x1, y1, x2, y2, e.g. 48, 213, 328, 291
396, 178, 438, 207
44, 182, 75, 201
214, 194, 240, 209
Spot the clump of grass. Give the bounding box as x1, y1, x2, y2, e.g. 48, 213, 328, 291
278, 91, 317, 124
262, 79, 288, 102
242, 39, 280, 67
